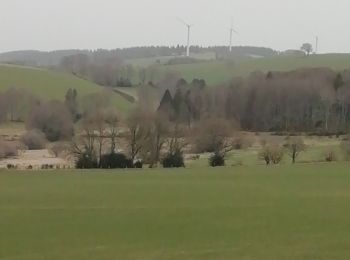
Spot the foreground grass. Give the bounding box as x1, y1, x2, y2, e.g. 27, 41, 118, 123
1, 164, 350, 259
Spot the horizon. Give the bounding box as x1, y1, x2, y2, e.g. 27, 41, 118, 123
2, 46, 350, 55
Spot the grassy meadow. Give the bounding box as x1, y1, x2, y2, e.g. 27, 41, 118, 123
158, 54, 350, 85
1, 164, 350, 259
0, 64, 133, 113
188, 133, 345, 168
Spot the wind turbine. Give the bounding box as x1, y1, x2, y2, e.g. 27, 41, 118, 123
178, 18, 193, 57
315, 36, 319, 54
229, 18, 238, 52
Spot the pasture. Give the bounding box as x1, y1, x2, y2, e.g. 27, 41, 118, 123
1, 164, 350, 259
158, 54, 350, 85
188, 133, 345, 168
0, 64, 133, 113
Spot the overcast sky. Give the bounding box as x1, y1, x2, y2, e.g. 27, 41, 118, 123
0, 0, 348, 53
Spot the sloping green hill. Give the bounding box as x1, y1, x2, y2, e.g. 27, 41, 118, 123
159, 54, 350, 86
0, 64, 132, 113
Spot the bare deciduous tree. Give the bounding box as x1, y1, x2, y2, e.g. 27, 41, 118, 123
284, 137, 306, 164
105, 109, 120, 154
143, 112, 170, 168
126, 108, 150, 161
2, 88, 39, 122
72, 115, 97, 161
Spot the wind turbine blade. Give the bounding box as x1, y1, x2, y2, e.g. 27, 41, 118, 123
177, 17, 189, 26
229, 28, 239, 34
229, 17, 239, 34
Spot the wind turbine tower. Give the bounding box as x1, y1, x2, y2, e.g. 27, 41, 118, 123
229, 18, 238, 52
178, 18, 193, 57
315, 36, 319, 54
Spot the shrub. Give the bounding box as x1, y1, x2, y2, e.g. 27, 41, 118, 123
341, 137, 350, 159
26, 100, 73, 142
162, 151, 185, 168
259, 149, 270, 165
270, 146, 284, 164
75, 153, 98, 169
134, 160, 143, 169
259, 145, 284, 165
5, 146, 18, 157
232, 134, 254, 150
7, 164, 16, 169
100, 153, 133, 169
50, 142, 68, 157
209, 152, 225, 167
324, 150, 337, 162
41, 164, 49, 170
0, 140, 18, 159
193, 118, 234, 153
21, 130, 47, 150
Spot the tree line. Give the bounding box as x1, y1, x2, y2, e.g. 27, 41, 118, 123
156, 68, 350, 134
0, 46, 278, 67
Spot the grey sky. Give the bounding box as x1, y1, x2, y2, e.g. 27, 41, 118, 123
0, 0, 348, 53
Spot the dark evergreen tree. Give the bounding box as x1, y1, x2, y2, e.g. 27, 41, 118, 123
65, 88, 79, 121
157, 89, 175, 119
334, 73, 344, 91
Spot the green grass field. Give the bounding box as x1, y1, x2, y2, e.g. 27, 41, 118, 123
158, 54, 350, 85
1, 164, 350, 259
125, 52, 216, 67
0, 64, 133, 113
188, 134, 344, 168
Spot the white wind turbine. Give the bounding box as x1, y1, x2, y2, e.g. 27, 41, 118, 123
178, 18, 194, 57
315, 36, 319, 54
229, 18, 238, 52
